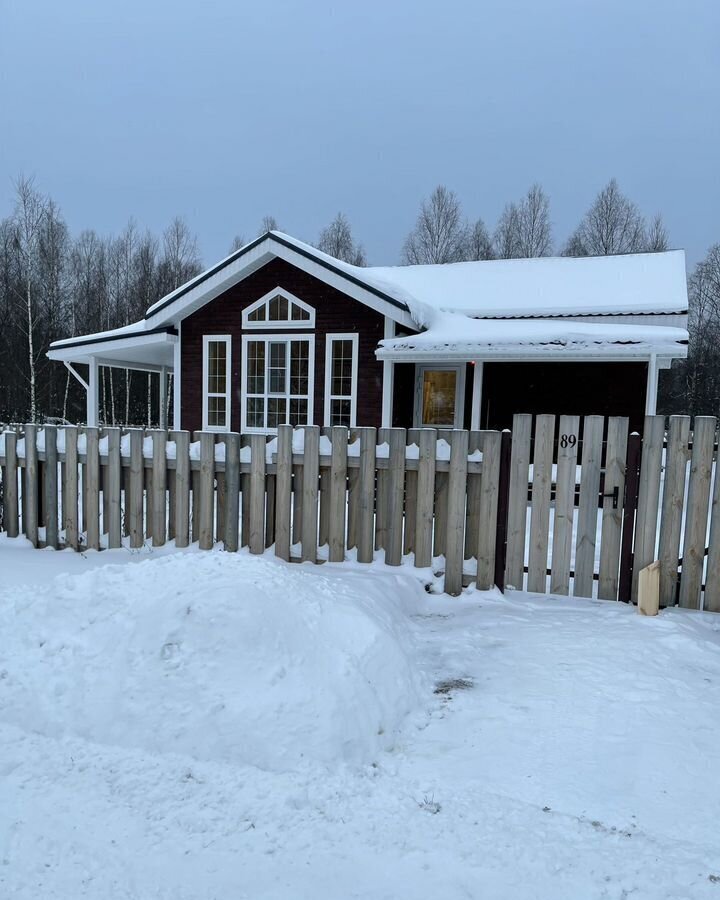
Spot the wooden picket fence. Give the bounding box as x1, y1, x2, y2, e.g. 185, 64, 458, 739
0, 423, 501, 596
0, 413, 718, 607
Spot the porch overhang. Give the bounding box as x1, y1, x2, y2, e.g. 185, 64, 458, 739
47, 325, 178, 370
375, 315, 689, 364
47, 325, 179, 428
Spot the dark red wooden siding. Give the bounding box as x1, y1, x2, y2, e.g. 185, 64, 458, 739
181, 258, 387, 434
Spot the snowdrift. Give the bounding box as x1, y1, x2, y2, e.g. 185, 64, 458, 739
0, 552, 426, 771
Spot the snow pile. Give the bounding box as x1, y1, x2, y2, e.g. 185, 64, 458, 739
0, 552, 426, 771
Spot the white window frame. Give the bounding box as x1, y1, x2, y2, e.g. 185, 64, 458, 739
202, 334, 232, 432
242, 287, 316, 330
324, 333, 359, 427
241, 333, 315, 433
413, 363, 466, 428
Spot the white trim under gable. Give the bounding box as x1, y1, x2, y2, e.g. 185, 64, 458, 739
324, 333, 359, 427
202, 334, 232, 432
242, 286, 316, 329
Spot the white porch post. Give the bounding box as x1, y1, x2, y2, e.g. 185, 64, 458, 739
645, 353, 659, 415
381, 317, 395, 427
172, 328, 181, 430
159, 365, 168, 430
470, 361, 484, 430
87, 357, 99, 426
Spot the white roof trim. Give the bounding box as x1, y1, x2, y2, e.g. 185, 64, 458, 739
145, 233, 416, 330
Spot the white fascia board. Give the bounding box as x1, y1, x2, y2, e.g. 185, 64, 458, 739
147, 237, 416, 332
47, 330, 178, 364
375, 346, 689, 363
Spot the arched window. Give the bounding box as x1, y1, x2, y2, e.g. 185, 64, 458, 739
242, 288, 315, 329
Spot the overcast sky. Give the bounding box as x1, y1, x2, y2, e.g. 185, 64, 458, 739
1, 0, 718, 269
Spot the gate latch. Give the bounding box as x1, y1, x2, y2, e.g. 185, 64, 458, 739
601, 486, 619, 509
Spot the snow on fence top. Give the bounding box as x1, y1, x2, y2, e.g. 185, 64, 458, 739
0, 428, 482, 465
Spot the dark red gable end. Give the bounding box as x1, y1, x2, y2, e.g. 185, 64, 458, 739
180, 257, 387, 434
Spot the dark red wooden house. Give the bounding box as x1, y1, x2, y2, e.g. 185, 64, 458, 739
49, 232, 689, 434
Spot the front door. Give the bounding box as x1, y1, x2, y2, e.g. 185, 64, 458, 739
415, 365, 464, 427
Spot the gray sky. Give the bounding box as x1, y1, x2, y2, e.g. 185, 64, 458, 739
1, 0, 718, 269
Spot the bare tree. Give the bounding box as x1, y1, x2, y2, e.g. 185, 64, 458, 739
402, 186, 469, 264
466, 218, 494, 260
517, 184, 552, 256
160, 216, 201, 293
493, 184, 552, 258
229, 234, 245, 254
9, 177, 49, 422
493, 203, 523, 259
257, 215, 279, 236
646, 213, 669, 252
563, 179, 667, 256
317, 212, 367, 265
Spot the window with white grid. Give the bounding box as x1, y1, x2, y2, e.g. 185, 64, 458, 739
242, 335, 314, 432
324, 333, 359, 428
242, 288, 315, 329
202, 335, 231, 431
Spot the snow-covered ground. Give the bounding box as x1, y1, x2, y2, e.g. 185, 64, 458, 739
2, 537, 720, 898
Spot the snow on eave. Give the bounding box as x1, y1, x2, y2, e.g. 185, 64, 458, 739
377, 314, 689, 360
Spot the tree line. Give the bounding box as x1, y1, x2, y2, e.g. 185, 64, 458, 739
0, 175, 716, 424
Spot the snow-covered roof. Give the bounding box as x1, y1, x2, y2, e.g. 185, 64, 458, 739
269, 233, 688, 323
377, 314, 689, 361
144, 232, 688, 326
48, 231, 689, 364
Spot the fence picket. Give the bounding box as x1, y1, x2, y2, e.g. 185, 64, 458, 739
528, 414, 555, 593
3, 432, 19, 537
598, 416, 629, 601
106, 428, 122, 549
249, 433, 266, 554
174, 431, 190, 548
385, 428, 406, 566
274, 425, 292, 561
414, 428, 436, 569
128, 429, 144, 548
445, 429, 468, 595
301, 425, 320, 562
64, 427, 79, 550
223, 432, 240, 552
376, 427, 389, 551
404, 428, 421, 555
85, 427, 100, 550
574, 415, 604, 598
550, 415, 580, 596
476, 430, 501, 591
657, 416, 691, 607
678, 416, 716, 609
24, 423, 38, 547
357, 427, 376, 564
704, 440, 720, 613
43, 425, 59, 549
319, 427, 331, 547
632, 415, 665, 602
328, 427, 348, 562
198, 432, 215, 550
151, 430, 167, 546
505, 414, 532, 590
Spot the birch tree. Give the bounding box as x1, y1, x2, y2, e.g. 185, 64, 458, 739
9, 177, 49, 422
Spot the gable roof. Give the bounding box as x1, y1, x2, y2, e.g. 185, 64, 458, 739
146, 231, 688, 327
49, 231, 689, 358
